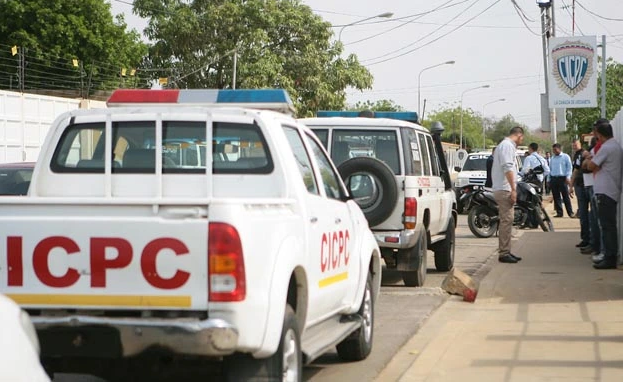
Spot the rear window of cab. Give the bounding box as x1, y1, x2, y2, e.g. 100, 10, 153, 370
51, 121, 273, 174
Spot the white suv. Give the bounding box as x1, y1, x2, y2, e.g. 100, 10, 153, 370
300, 114, 457, 287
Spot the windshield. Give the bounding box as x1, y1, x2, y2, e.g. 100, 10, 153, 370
461, 154, 489, 171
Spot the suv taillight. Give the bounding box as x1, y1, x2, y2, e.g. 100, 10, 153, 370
208, 223, 246, 302
404, 197, 417, 229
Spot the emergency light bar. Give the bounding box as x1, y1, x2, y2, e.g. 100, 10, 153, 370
316, 110, 419, 124
107, 89, 296, 115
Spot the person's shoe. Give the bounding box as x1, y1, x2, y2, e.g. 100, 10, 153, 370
568, 213, 575, 218
554, 214, 563, 218
510, 254, 522, 261
592, 253, 605, 263
499, 254, 519, 263
580, 246, 596, 254
593, 259, 617, 269
576, 241, 589, 247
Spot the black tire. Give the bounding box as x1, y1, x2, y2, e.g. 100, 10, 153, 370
401, 232, 427, 287
467, 205, 498, 238
337, 272, 374, 361
539, 207, 555, 232
434, 216, 456, 271
224, 305, 301, 381
338, 157, 398, 227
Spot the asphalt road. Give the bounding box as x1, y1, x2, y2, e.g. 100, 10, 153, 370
52, 214, 498, 382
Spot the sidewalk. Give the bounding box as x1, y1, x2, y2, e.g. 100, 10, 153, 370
376, 203, 623, 381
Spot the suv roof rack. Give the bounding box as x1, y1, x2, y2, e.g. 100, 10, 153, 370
316, 110, 419, 124
107, 89, 295, 115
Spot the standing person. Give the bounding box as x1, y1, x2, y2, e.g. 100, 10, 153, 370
492, 126, 524, 263
549, 143, 575, 218
581, 137, 603, 259
484, 146, 495, 188
571, 139, 590, 247
521, 142, 550, 192
544, 151, 552, 194
585, 119, 623, 269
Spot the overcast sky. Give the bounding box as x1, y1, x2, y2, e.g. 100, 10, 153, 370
111, 0, 623, 130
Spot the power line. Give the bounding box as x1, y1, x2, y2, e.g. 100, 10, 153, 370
575, 0, 623, 22
345, 0, 470, 46
361, 0, 484, 63
510, 0, 545, 36
560, 0, 585, 35
365, 0, 503, 66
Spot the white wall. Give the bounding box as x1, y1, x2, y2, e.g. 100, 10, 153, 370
0, 91, 106, 163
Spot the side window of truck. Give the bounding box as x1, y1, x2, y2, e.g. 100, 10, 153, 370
283, 126, 319, 195
403, 128, 422, 176
306, 133, 343, 200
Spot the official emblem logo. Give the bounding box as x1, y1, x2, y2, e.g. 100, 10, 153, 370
551, 40, 594, 96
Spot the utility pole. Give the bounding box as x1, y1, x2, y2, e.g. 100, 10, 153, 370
540, 0, 557, 144
601, 35, 607, 118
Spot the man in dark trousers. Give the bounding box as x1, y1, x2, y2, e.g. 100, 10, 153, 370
571, 139, 590, 248
585, 119, 623, 269
549, 143, 575, 218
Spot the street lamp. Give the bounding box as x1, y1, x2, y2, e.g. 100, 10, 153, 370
482, 98, 506, 150
338, 12, 394, 42
459, 85, 490, 149
417, 60, 455, 120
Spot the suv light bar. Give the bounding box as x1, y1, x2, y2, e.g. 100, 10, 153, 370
107, 89, 295, 115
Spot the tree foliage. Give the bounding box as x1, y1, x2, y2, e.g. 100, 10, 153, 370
0, 0, 148, 94
565, 58, 623, 136
424, 106, 488, 150
351, 99, 404, 112
133, 0, 373, 117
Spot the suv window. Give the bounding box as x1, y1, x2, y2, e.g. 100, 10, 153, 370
426, 135, 440, 176
417, 132, 431, 176
462, 154, 490, 171
402, 128, 422, 176
330, 129, 400, 174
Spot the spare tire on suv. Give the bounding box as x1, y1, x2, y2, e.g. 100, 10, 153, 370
337, 157, 398, 227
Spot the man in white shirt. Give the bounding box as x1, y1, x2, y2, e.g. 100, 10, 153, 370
492, 126, 524, 263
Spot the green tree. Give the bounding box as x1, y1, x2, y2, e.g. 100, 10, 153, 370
565, 58, 623, 136
0, 0, 148, 94
133, 0, 373, 116
424, 106, 487, 150
351, 99, 404, 112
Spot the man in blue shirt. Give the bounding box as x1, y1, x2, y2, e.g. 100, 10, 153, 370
549, 143, 574, 218
521, 142, 550, 193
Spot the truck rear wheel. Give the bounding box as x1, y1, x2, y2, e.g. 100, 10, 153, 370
400, 232, 427, 287
336, 272, 374, 361
224, 305, 301, 381
433, 216, 456, 271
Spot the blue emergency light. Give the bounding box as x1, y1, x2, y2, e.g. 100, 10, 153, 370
107, 88, 295, 115
316, 110, 419, 124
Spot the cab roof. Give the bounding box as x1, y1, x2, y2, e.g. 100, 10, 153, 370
107, 89, 295, 116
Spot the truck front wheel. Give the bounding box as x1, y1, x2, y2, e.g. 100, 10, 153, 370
224, 305, 301, 381
336, 272, 375, 361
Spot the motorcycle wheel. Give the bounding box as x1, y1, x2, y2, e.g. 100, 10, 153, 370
467, 205, 498, 238
536, 206, 554, 232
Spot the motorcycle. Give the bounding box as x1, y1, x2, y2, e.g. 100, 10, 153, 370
462, 165, 554, 238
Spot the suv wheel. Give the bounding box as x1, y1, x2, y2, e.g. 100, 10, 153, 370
338, 157, 398, 227
400, 231, 427, 287
433, 216, 456, 271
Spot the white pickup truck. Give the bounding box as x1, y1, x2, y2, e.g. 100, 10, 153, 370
0, 89, 381, 381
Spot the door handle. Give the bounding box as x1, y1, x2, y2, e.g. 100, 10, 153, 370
310, 217, 318, 223
335, 218, 341, 224
164, 207, 204, 218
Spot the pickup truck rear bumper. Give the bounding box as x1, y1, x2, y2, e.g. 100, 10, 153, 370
32, 315, 238, 357
373, 226, 423, 249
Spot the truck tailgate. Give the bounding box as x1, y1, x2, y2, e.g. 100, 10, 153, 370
0, 216, 208, 310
